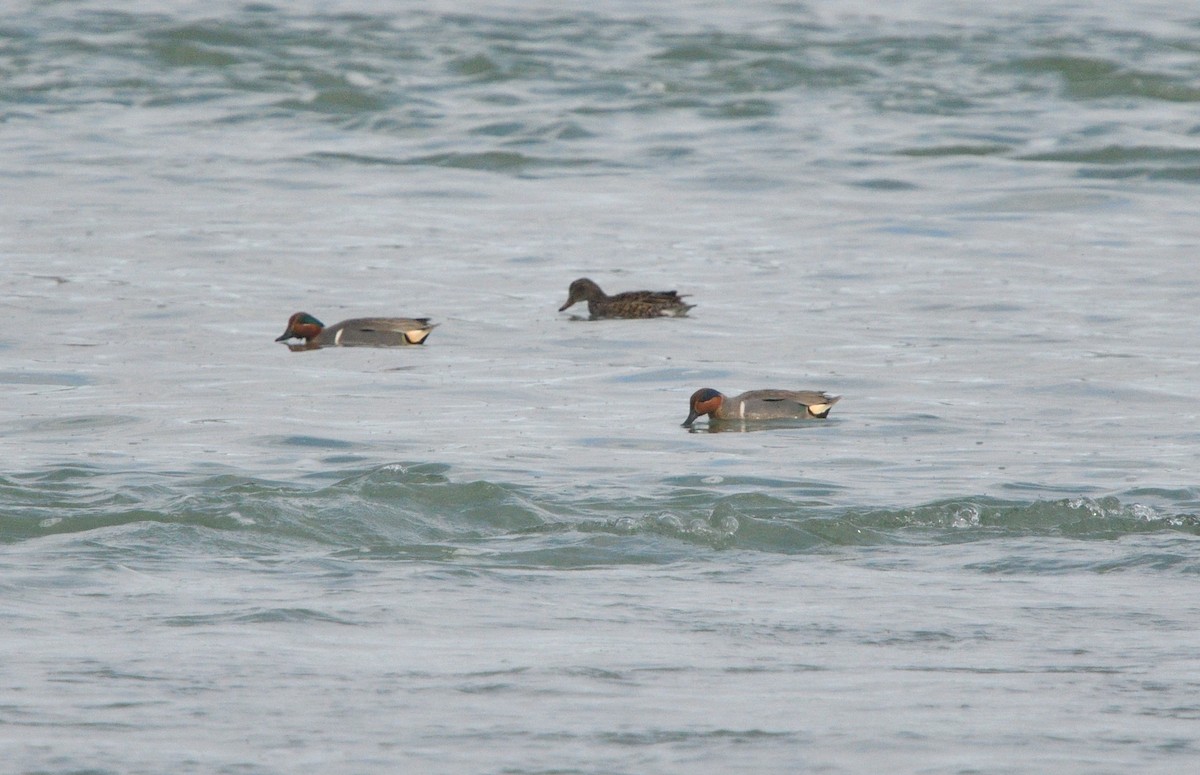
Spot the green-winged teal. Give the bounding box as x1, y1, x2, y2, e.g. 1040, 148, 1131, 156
275, 312, 436, 348
683, 388, 840, 427
559, 277, 694, 319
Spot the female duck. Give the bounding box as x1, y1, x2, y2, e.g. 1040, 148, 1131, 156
683, 388, 840, 427
559, 277, 694, 319
275, 312, 436, 348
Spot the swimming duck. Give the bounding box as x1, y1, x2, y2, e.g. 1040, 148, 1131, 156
275, 312, 436, 348
683, 388, 840, 427
559, 277, 694, 319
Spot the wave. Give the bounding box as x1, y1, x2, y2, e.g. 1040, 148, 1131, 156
10, 5, 1200, 186
2, 465, 1197, 565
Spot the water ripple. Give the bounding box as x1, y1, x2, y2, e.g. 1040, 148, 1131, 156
2, 465, 1196, 566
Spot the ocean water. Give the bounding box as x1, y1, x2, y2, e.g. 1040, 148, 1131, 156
2, 0, 1200, 772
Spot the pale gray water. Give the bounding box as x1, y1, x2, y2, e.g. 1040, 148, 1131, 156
2, 0, 1199, 772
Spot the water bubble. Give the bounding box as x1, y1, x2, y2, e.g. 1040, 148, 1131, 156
714, 515, 739, 535
951, 504, 980, 528
655, 513, 684, 531
1129, 503, 1156, 521
612, 516, 639, 533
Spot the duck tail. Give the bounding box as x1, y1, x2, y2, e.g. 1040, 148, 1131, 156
404, 323, 437, 345
808, 394, 841, 418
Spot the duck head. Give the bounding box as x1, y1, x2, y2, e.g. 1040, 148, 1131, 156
559, 278, 603, 311
275, 312, 325, 342
682, 388, 724, 427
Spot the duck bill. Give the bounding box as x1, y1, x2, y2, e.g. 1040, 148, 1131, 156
274, 330, 294, 342
681, 410, 699, 427
558, 299, 573, 311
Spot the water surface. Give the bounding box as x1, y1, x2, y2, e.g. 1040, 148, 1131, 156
2, 1, 1199, 772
